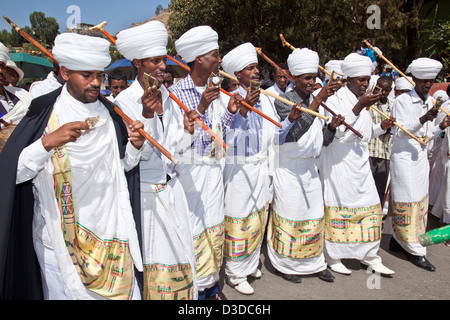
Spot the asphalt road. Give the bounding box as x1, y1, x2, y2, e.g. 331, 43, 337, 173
219, 213, 450, 300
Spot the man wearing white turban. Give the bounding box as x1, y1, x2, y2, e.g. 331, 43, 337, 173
0, 42, 33, 133
220, 43, 276, 295
267, 47, 340, 285
0, 33, 145, 300
324, 60, 344, 82
169, 25, 241, 300
394, 76, 414, 96
431, 86, 450, 242
114, 20, 198, 300
318, 52, 395, 276
389, 57, 449, 271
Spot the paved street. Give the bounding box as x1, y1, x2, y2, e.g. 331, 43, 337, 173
220, 214, 450, 300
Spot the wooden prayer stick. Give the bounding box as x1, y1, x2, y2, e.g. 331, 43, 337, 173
104, 100, 179, 164
431, 97, 450, 117
255, 46, 362, 138
3, 15, 59, 64
88, 21, 117, 44
169, 92, 229, 150
166, 52, 283, 127
363, 39, 416, 88
280, 34, 426, 143
92, 22, 232, 145
218, 70, 328, 121
4, 15, 178, 163
219, 86, 282, 127
370, 106, 426, 146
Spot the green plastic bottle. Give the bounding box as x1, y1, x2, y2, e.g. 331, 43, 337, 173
419, 225, 450, 246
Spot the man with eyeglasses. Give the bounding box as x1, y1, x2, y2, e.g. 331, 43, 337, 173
0, 33, 145, 300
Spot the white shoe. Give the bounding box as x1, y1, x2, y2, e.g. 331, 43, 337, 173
328, 259, 352, 275
229, 277, 254, 295
249, 269, 262, 279
361, 261, 395, 275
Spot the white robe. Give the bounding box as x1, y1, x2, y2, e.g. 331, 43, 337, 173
223, 90, 276, 279
166, 89, 231, 292
432, 101, 450, 224
29, 71, 63, 98
1, 86, 32, 128
390, 89, 441, 256
319, 85, 385, 261
267, 95, 328, 275
16, 85, 142, 300
114, 82, 198, 299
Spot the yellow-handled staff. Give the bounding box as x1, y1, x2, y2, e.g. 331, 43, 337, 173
255, 46, 363, 138
3, 15, 179, 164
89, 21, 230, 150
88, 21, 116, 44
90, 22, 281, 128
363, 39, 416, 87
218, 70, 328, 121
280, 34, 427, 145
364, 39, 450, 117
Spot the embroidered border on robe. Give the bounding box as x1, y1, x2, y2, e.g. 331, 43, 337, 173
391, 194, 428, 243
224, 202, 269, 261
46, 110, 134, 300
143, 262, 194, 300
267, 210, 324, 259
325, 204, 382, 244
193, 222, 224, 280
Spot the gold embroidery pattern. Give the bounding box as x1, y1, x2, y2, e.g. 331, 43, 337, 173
267, 210, 325, 259
391, 194, 428, 243
46, 110, 134, 300
325, 204, 382, 244
143, 263, 194, 300
224, 202, 269, 260
193, 222, 224, 280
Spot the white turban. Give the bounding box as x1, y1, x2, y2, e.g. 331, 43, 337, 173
221, 43, 257, 76
395, 76, 414, 91
341, 53, 373, 78
406, 57, 442, 80
52, 33, 111, 71
0, 42, 9, 64
116, 21, 168, 61
175, 26, 219, 63
324, 60, 343, 80
287, 48, 319, 76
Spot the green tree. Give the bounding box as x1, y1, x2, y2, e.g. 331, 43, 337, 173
168, 0, 446, 74
155, 4, 164, 15
29, 11, 59, 47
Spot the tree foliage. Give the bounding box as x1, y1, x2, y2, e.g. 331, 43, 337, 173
168, 0, 447, 75
0, 11, 59, 48
29, 11, 59, 46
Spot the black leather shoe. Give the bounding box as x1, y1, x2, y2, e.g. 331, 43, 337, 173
317, 269, 335, 282
206, 291, 228, 300
408, 255, 436, 272
280, 272, 302, 283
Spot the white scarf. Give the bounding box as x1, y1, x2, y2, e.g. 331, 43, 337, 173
34, 85, 142, 299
